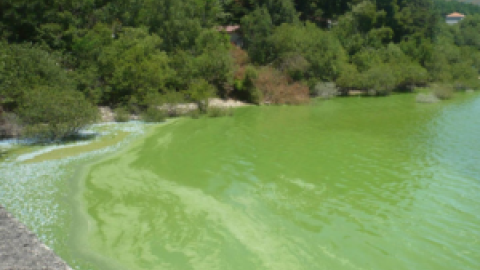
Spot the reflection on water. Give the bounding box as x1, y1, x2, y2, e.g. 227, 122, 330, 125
80, 94, 480, 270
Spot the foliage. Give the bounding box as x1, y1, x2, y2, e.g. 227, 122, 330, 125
188, 79, 216, 112
0, 43, 74, 110
141, 107, 166, 123
254, 67, 310, 104
207, 107, 234, 118
1, 0, 480, 125
313, 82, 338, 99
187, 109, 202, 119
362, 65, 397, 96
17, 86, 97, 141
160, 91, 186, 117
0, 112, 21, 138
241, 7, 274, 64
114, 107, 130, 122
269, 23, 348, 82
98, 28, 175, 107
235, 66, 262, 104
432, 84, 455, 100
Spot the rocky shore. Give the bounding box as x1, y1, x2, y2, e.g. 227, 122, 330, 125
0, 205, 72, 270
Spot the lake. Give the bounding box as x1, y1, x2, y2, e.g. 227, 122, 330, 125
2, 94, 480, 270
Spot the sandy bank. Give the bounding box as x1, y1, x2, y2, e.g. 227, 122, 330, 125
100, 98, 251, 122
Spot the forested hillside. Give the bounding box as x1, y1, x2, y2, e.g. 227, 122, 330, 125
1, 0, 480, 139
436, 0, 480, 15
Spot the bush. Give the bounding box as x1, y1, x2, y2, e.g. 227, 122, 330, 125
313, 82, 338, 99
141, 107, 166, 123
276, 53, 310, 81
207, 107, 234, 118
433, 84, 454, 100
114, 107, 130, 122
235, 66, 263, 104
187, 109, 202, 119
0, 43, 74, 110
0, 112, 22, 138
17, 86, 98, 141
363, 65, 397, 96
160, 91, 185, 117
255, 67, 309, 104
188, 79, 216, 113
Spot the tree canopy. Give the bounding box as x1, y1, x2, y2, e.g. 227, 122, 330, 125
1, 0, 480, 138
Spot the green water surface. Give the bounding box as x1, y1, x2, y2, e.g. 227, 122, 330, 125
76, 94, 480, 270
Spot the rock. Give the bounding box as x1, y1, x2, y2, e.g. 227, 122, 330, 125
0, 205, 73, 270
99, 106, 115, 122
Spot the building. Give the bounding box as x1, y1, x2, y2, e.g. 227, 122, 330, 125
446, 12, 465, 25
216, 25, 243, 47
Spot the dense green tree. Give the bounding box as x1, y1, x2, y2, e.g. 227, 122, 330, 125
455, 14, 480, 50
241, 7, 274, 64
0, 43, 74, 110
97, 28, 175, 107
269, 23, 348, 82
17, 86, 97, 141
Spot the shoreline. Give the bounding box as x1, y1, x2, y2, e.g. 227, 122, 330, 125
0, 121, 153, 270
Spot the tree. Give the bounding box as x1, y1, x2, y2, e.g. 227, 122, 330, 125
269, 23, 348, 82
97, 28, 175, 106
455, 14, 480, 50
188, 79, 216, 112
17, 86, 97, 141
193, 29, 234, 97
241, 7, 274, 64
0, 43, 74, 110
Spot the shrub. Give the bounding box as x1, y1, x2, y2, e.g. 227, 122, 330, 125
17, 86, 98, 141
363, 65, 397, 96
254, 67, 309, 104
236, 66, 263, 104
187, 109, 202, 119
231, 47, 250, 80
160, 91, 185, 117
276, 53, 310, 81
207, 107, 234, 118
141, 107, 166, 123
416, 93, 439, 103
336, 64, 363, 95
114, 107, 130, 122
433, 84, 454, 100
188, 79, 216, 113
0, 112, 22, 138
313, 82, 338, 99
395, 63, 429, 91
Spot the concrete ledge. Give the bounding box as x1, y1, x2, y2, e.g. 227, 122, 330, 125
0, 205, 72, 270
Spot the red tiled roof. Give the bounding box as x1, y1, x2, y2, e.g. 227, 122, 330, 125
216, 25, 240, 33
447, 12, 465, 18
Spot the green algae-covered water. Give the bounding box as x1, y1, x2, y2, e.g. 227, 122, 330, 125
71, 94, 480, 270
2, 94, 479, 270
